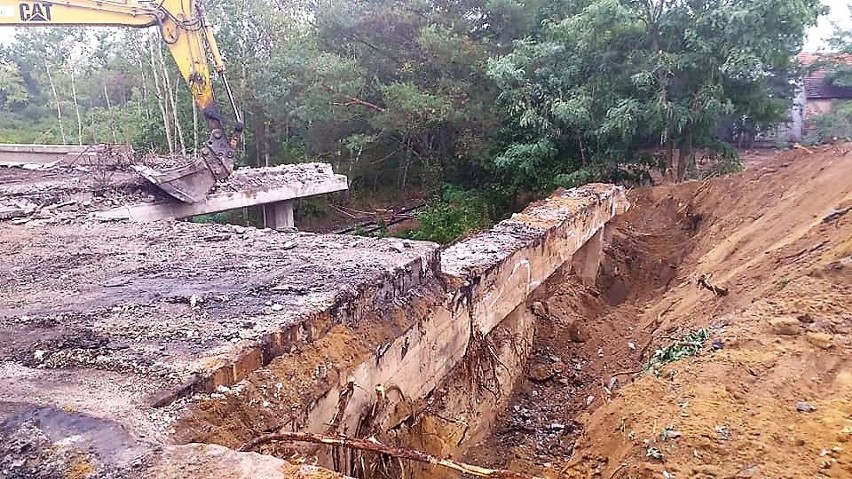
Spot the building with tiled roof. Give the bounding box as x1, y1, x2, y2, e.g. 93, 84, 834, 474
789, 52, 852, 140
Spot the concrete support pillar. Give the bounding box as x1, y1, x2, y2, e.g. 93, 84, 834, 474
263, 200, 294, 230
571, 226, 605, 286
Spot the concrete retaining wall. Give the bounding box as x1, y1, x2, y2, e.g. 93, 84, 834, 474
300, 185, 628, 443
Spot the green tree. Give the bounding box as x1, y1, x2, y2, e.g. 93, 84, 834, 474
489, 0, 824, 189
0, 62, 28, 110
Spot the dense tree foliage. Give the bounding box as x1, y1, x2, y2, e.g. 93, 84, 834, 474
0, 0, 823, 208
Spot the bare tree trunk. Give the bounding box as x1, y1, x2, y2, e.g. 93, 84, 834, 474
137, 54, 151, 122
69, 66, 83, 145
157, 45, 185, 154
103, 83, 119, 144
89, 98, 97, 144
264, 120, 270, 167
665, 138, 674, 182
149, 37, 173, 154
169, 72, 186, 154
43, 59, 66, 144
400, 138, 411, 189
677, 128, 693, 182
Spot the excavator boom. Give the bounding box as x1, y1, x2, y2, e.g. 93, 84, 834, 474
0, 0, 243, 203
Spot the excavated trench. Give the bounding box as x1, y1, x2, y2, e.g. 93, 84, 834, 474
161, 182, 709, 478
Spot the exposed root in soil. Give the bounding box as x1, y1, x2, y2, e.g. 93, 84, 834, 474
241, 431, 541, 479
464, 329, 513, 402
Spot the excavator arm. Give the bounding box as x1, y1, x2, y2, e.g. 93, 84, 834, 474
0, 0, 244, 203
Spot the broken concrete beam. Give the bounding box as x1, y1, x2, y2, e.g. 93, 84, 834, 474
94, 163, 348, 222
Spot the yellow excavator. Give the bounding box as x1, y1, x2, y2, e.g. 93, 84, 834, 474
0, 0, 243, 203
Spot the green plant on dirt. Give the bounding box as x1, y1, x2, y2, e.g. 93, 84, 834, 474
776, 277, 792, 289
699, 142, 744, 180
803, 101, 852, 146
297, 198, 329, 219
659, 425, 681, 441
404, 185, 508, 245
375, 218, 388, 238
647, 328, 710, 375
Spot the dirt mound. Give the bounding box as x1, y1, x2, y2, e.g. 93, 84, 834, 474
468, 145, 852, 478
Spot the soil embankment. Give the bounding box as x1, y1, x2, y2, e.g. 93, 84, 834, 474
468, 145, 852, 478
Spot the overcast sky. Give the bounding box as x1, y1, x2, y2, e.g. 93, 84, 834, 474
0, 1, 850, 50
805, 0, 852, 50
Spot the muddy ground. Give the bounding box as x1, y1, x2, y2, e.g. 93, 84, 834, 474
465, 145, 851, 478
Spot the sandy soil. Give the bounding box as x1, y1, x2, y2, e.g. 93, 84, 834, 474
469, 145, 852, 478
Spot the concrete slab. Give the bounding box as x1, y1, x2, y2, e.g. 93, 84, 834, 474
94, 164, 347, 222
0, 221, 438, 429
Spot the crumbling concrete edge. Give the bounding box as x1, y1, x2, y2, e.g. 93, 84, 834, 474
442, 183, 630, 335
148, 245, 440, 408
300, 184, 630, 441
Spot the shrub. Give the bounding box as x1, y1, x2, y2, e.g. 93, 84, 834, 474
804, 101, 852, 145
403, 185, 509, 244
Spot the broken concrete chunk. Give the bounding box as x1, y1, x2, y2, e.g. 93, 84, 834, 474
769, 317, 801, 336
796, 401, 816, 413
806, 332, 834, 350
0, 205, 25, 220
189, 295, 203, 309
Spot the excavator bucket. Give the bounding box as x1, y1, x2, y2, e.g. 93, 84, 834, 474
132, 157, 217, 204
133, 132, 237, 204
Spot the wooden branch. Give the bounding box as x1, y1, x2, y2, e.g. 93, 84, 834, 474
323, 84, 386, 112
239, 431, 542, 479
698, 274, 728, 296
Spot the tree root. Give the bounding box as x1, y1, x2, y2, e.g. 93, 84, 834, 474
239, 431, 542, 479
